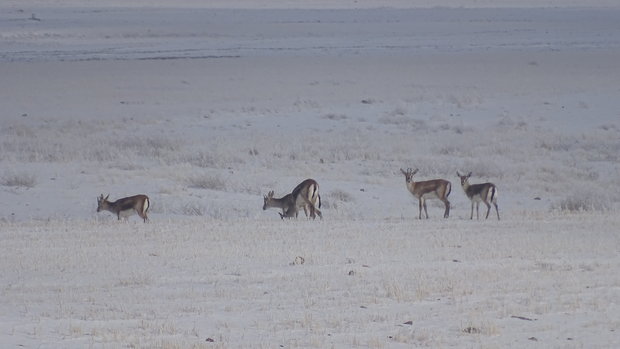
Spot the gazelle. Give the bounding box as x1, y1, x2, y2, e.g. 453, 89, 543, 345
97, 194, 150, 223
263, 191, 296, 219
290, 178, 322, 219
263, 179, 322, 220
457, 172, 499, 220
400, 168, 451, 219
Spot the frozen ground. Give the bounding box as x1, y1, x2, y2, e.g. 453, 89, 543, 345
1, 214, 619, 348
1, 1, 619, 348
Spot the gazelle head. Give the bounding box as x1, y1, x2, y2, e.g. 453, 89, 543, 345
400, 168, 419, 184
263, 191, 275, 210
457, 172, 473, 187
97, 194, 110, 212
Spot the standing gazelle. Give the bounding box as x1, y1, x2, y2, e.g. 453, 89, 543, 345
400, 168, 451, 219
97, 194, 150, 223
457, 172, 500, 220
263, 179, 322, 220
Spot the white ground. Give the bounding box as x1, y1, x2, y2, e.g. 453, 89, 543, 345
1, 1, 619, 348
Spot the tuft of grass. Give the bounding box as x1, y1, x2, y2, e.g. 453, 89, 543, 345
180, 202, 206, 216
322, 113, 348, 121
556, 195, 610, 212
186, 175, 227, 191
328, 189, 354, 202
183, 151, 218, 168
379, 113, 427, 131
1, 172, 36, 188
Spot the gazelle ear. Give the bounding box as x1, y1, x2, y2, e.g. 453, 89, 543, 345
412, 168, 419, 175
456, 171, 461, 177
105, 194, 110, 200
467, 172, 472, 177
400, 168, 407, 175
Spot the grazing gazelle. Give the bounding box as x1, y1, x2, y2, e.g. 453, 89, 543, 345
263, 191, 296, 219
400, 168, 451, 219
457, 172, 500, 220
263, 179, 322, 220
97, 194, 150, 223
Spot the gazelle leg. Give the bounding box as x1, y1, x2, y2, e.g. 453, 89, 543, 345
315, 208, 322, 219
418, 199, 424, 219
494, 203, 500, 220
484, 201, 492, 219
470, 202, 474, 220
423, 200, 429, 219
443, 199, 450, 218
137, 209, 148, 223
309, 205, 316, 219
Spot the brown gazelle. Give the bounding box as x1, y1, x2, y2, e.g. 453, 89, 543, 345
97, 194, 150, 223
290, 178, 322, 219
400, 168, 451, 219
457, 172, 499, 220
263, 191, 296, 219
263, 179, 322, 220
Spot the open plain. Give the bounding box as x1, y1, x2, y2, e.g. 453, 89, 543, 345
1, 1, 619, 347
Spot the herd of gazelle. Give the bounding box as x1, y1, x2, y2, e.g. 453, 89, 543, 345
399, 168, 499, 220
96, 169, 499, 222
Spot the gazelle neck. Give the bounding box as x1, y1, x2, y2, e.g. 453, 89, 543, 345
100, 200, 115, 212
461, 181, 470, 191
268, 195, 290, 208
